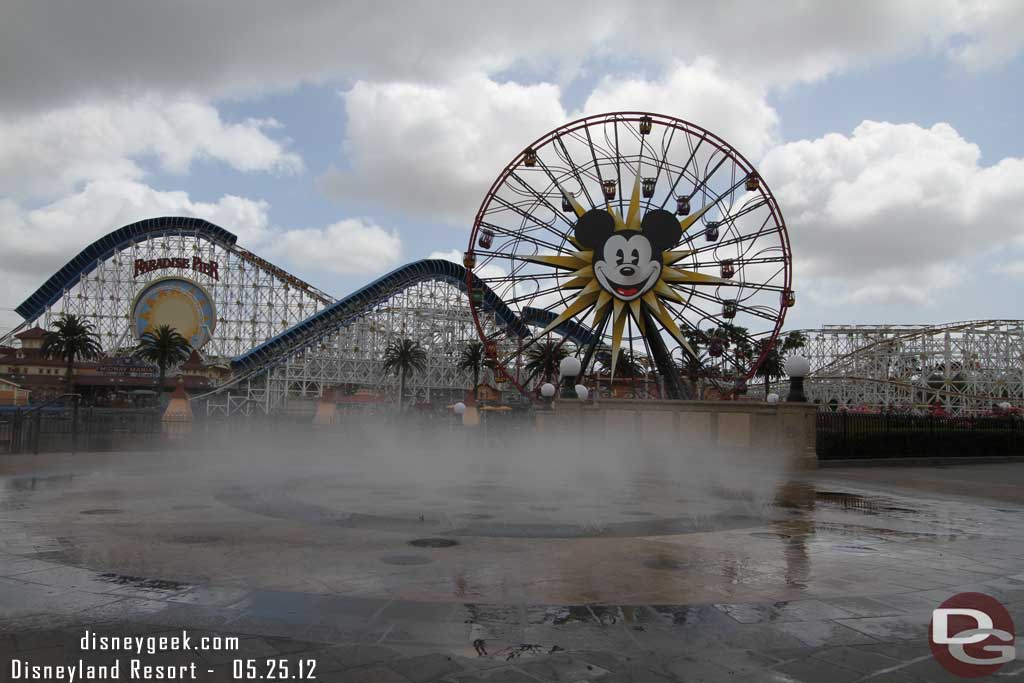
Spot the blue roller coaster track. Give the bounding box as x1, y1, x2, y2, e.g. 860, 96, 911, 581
12, 216, 602, 391
15, 217, 238, 322
230, 259, 601, 379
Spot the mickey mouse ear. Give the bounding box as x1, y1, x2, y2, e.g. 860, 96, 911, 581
640, 209, 682, 250
574, 209, 615, 249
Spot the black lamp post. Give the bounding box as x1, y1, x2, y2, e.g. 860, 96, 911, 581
559, 357, 581, 399
784, 355, 810, 403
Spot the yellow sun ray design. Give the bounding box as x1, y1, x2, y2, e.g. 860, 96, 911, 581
526, 169, 732, 376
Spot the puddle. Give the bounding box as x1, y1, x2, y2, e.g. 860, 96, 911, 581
833, 544, 878, 554
409, 538, 459, 548
815, 490, 919, 515
643, 557, 688, 571
380, 555, 433, 566
98, 573, 189, 591
8, 475, 75, 491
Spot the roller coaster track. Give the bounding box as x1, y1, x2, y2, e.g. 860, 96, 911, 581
196, 259, 602, 399
2, 216, 335, 346
801, 320, 1024, 377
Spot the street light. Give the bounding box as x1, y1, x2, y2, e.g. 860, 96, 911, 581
453, 402, 466, 415
766, 392, 780, 404
540, 382, 556, 410
559, 356, 582, 398
575, 384, 590, 401
784, 355, 811, 403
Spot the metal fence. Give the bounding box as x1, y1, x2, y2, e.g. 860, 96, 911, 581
0, 406, 163, 454
817, 412, 1024, 459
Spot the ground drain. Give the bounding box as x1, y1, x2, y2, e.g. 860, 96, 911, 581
380, 555, 433, 566
80, 508, 123, 515
172, 535, 223, 544
409, 538, 459, 548
643, 557, 687, 570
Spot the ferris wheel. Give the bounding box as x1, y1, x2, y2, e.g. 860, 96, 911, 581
465, 112, 793, 399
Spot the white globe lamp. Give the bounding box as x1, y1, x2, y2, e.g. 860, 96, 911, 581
784, 354, 811, 402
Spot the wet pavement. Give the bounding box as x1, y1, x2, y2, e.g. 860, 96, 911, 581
0, 451, 1022, 681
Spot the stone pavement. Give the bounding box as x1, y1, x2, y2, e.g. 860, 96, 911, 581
0, 454, 1023, 681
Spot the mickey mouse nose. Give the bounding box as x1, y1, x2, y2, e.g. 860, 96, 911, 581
620, 266, 636, 276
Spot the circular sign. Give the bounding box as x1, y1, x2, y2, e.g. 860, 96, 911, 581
930, 592, 1016, 678
131, 277, 216, 350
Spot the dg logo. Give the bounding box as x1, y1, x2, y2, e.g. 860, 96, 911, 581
930, 592, 1016, 678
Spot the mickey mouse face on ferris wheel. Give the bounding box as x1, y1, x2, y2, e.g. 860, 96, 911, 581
573, 208, 682, 302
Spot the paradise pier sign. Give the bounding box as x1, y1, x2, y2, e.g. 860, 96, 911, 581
133, 256, 220, 281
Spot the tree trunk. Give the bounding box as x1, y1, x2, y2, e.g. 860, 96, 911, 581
158, 363, 166, 406
398, 368, 406, 412
473, 367, 479, 400
764, 374, 770, 399
65, 353, 74, 396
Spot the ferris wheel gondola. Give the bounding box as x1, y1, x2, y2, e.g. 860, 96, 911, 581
466, 112, 792, 399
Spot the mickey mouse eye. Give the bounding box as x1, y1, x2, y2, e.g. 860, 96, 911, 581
615, 249, 625, 265
630, 249, 640, 265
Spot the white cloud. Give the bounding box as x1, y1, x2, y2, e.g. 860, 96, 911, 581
760, 120, 1024, 305
324, 62, 781, 224
945, 0, 1024, 69
0, 96, 302, 201
268, 218, 402, 276
322, 75, 567, 224
0, 179, 272, 281
582, 60, 780, 159
0, 179, 274, 331
2, 2, 1018, 115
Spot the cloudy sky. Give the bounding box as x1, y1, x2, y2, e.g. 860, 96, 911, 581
2, 0, 1023, 334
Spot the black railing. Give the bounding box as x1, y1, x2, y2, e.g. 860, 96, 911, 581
0, 400, 163, 454
817, 412, 1024, 459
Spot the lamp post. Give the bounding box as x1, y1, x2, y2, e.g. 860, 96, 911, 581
454, 402, 466, 416
766, 392, 780, 404
559, 357, 582, 399
784, 355, 811, 403
575, 384, 590, 401
540, 382, 556, 410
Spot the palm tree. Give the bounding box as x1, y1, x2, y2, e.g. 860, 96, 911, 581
458, 341, 484, 398
597, 349, 644, 378
457, 341, 492, 399
381, 338, 427, 410
134, 325, 193, 401
524, 339, 569, 384
41, 314, 103, 396
754, 330, 808, 397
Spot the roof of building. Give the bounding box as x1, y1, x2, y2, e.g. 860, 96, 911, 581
15, 326, 47, 340
180, 350, 205, 371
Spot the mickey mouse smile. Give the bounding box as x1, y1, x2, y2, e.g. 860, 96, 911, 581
577, 209, 680, 303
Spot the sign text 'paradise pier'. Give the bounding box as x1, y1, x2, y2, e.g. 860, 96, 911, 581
133, 256, 220, 281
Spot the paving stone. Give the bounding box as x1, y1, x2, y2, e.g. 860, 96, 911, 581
833, 615, 929, 641
773, 656, 863, 683
389, 652, 465, 682
323, 644, 402, 669
324, 664, 412, 683
518, 652, 610, 681
810, 645, 903, 675
455, 669, 541, 683
776, 619, 878, 648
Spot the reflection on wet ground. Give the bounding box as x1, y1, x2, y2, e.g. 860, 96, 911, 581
0, 452, 1020, 613
0, 453, 1021, 683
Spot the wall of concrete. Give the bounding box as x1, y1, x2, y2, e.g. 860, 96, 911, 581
537, 399, 818, 469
